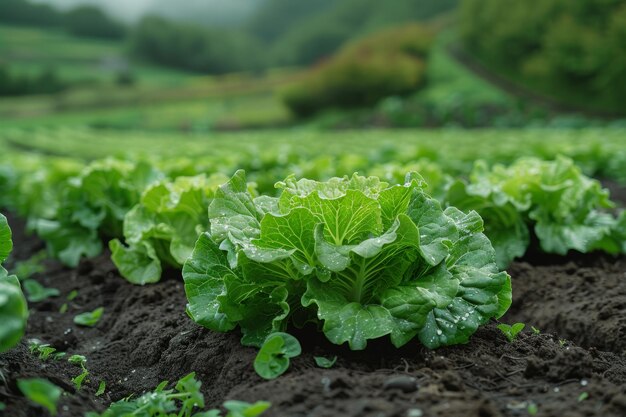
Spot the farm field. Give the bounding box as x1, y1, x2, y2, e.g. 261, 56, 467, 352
1, 126, 625, 417
2, 1, 626, 416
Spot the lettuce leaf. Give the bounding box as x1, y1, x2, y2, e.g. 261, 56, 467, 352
0, 213, 12, 265
111, 174, 228, 284
445, 180, 529, 269
184, 171, 511, 350
35, 159, 163, 267
0, 213, 28, 353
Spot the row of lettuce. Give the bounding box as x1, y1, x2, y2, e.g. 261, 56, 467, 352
2, 151, 625, 272
1, 153, 625, 354
2, 127, 626, 187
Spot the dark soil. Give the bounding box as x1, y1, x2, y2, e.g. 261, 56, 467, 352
603, 179, 626, 209
2, 215, 626, 417
506, 256, 626, 355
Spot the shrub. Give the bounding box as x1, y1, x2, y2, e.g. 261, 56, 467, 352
0, 65, 66, 97
64, 6, 126, 39
0, 0, 62, 27
130, 16, 263, 74
282, 24, 435, 117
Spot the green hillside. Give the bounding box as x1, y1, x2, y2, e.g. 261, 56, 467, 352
0, 24, 192, 85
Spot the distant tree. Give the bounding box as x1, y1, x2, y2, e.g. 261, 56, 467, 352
130, 16, 263, 74
0, 0, 62, 27
64, 6, 126, 39
0, 65, 65, 97
461, 0, 626, 112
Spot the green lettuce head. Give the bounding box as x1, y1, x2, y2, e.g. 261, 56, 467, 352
184, 171, 511, 350
446, 156, 623, 268
111, 174, 229, 285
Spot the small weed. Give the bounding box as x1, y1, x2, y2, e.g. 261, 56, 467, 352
497, 323, 525, 342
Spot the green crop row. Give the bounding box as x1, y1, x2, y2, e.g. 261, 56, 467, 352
1, 134, 625, 414
1, 127, 625, 184
1, 148, 624, 354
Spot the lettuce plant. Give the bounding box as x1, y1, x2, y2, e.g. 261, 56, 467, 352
497, 322, 525, 342
314, 356, 337, 368
68, 355, 89, 391
184, 171, 511, 350
110, 174, 228, 284
446, 156, 624, 268
0, 155, 82, 230
74, 307, 104, 327
35, 159, 163, 267
0, 213, 28, 353
22, 279, 60, 303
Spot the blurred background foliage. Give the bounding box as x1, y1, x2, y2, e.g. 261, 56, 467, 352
281, 24, 435, 117
0, 0, 624, 130
460, 0, 626, 114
